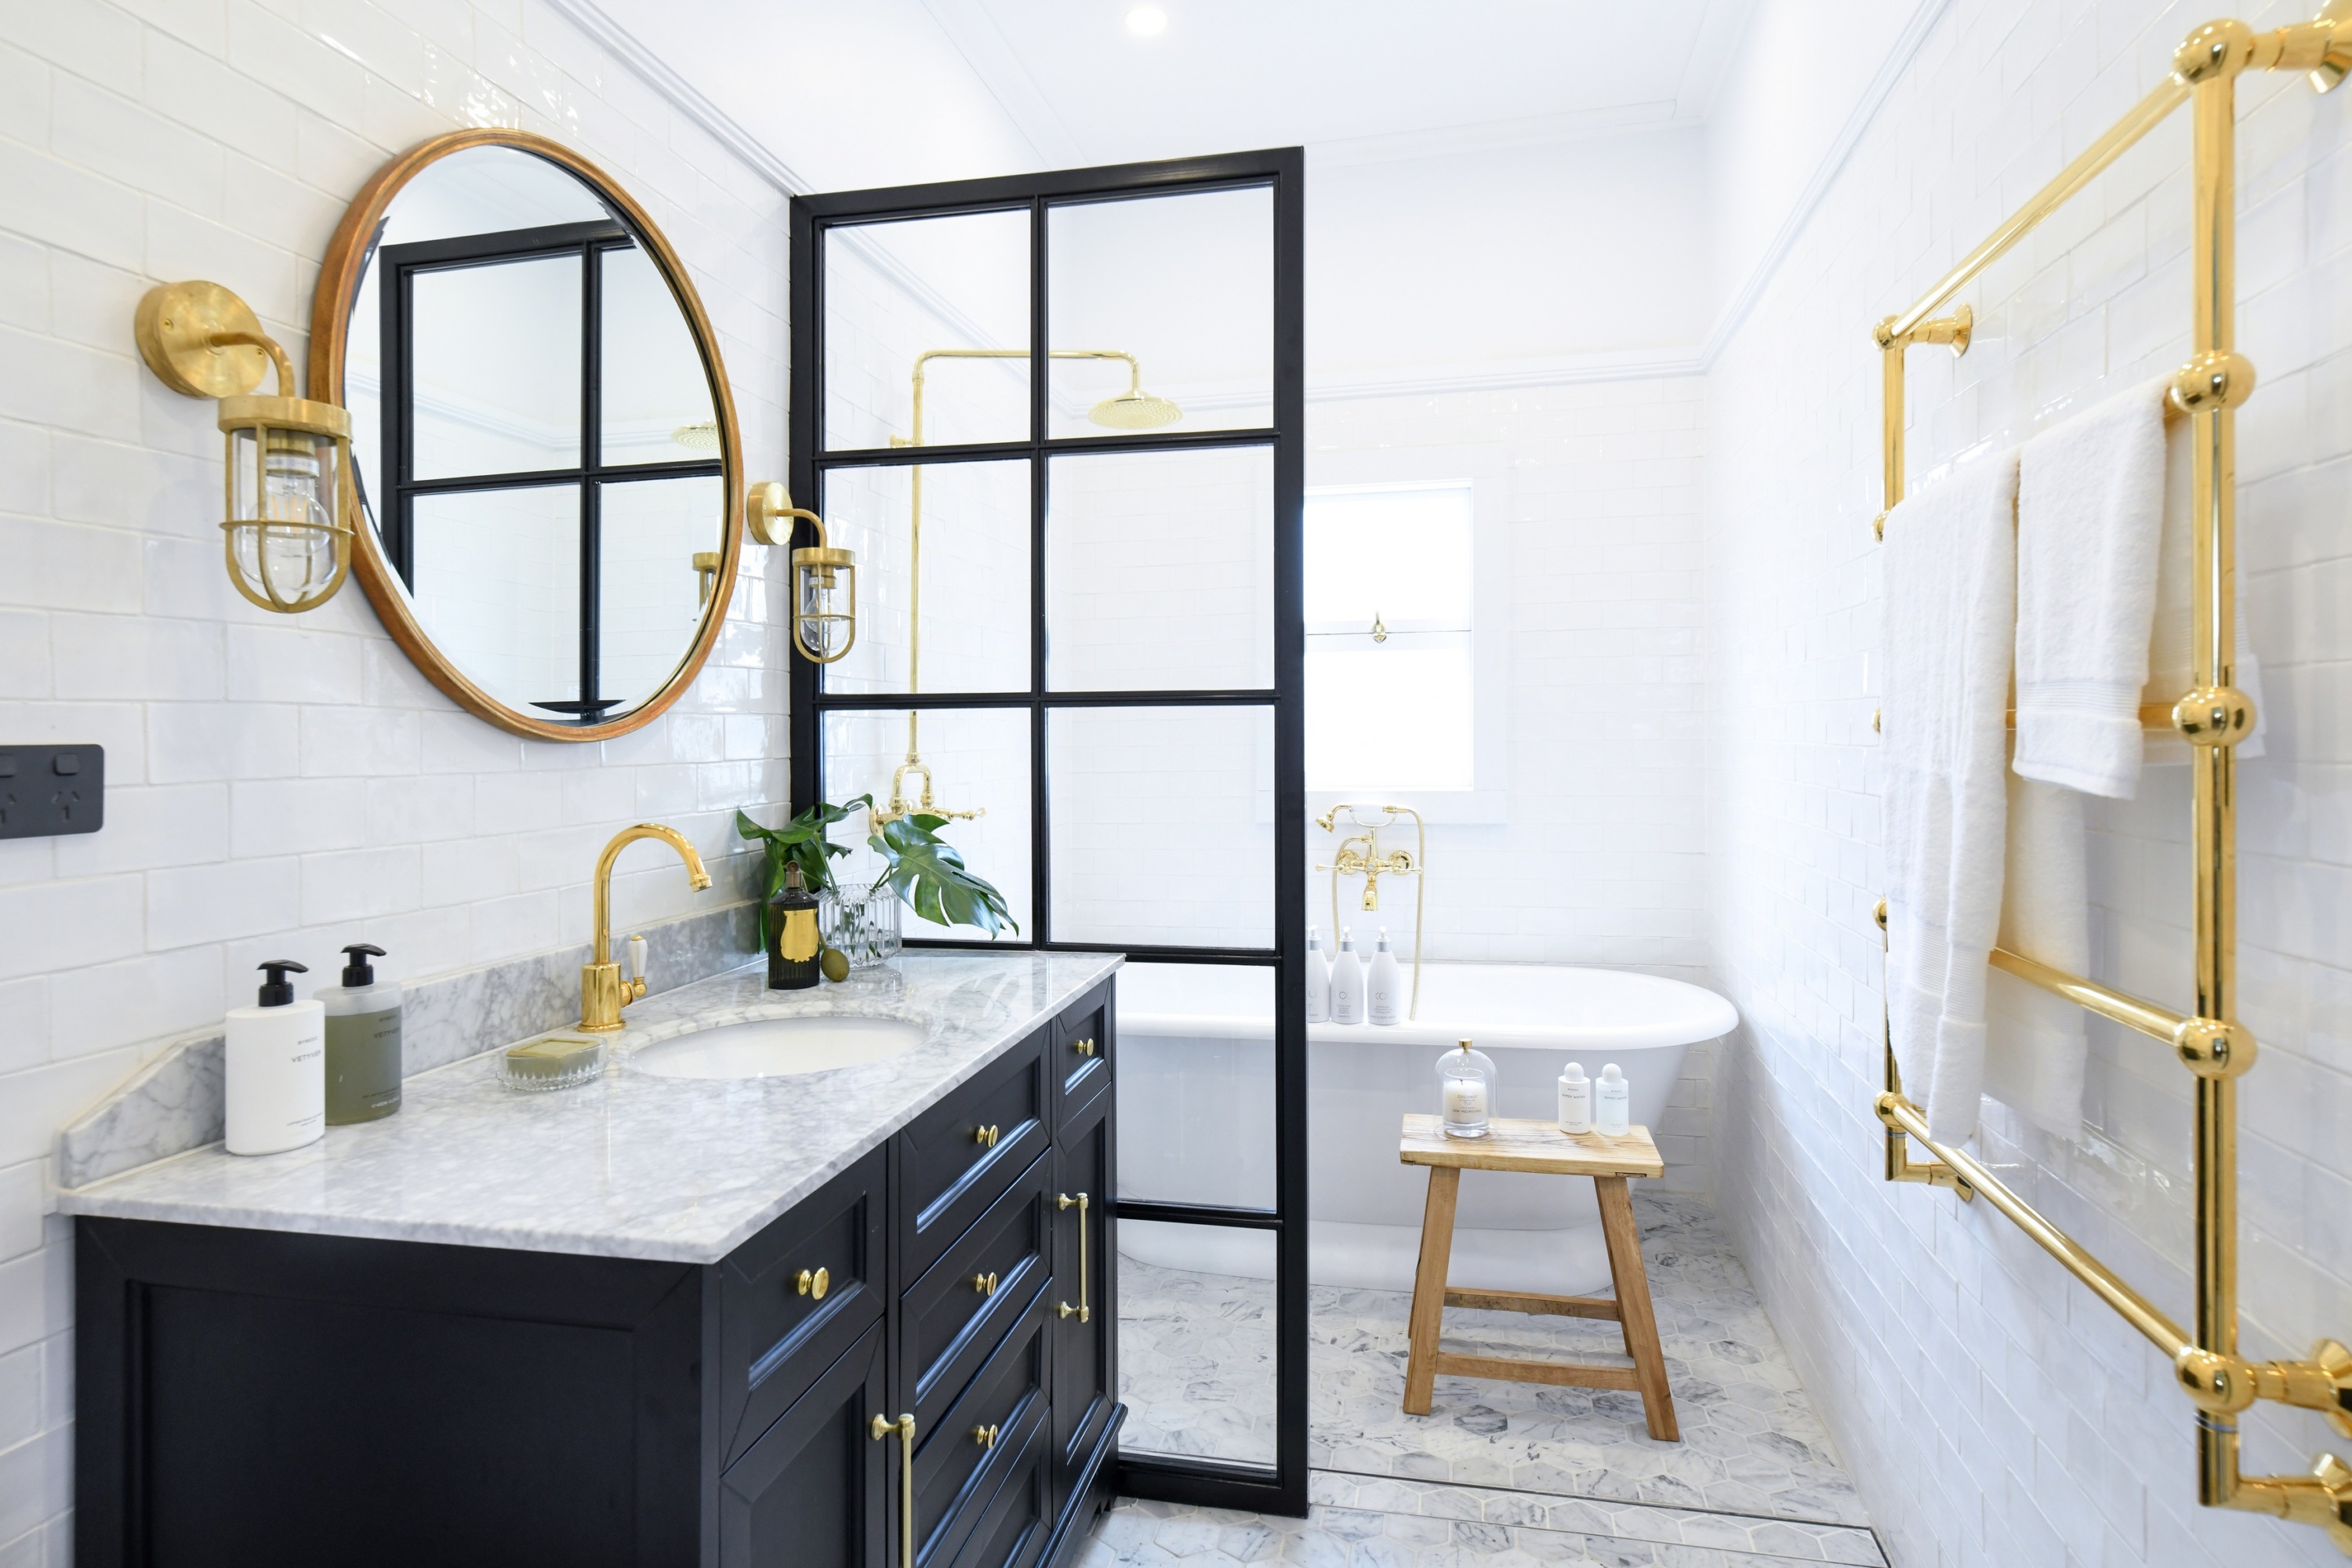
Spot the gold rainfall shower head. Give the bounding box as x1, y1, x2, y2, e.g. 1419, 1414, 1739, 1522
1086, 389, 1184, 429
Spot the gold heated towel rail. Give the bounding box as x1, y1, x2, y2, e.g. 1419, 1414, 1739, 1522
1871, 11, 2352, 1552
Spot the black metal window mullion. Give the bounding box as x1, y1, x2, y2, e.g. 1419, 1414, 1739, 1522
1030, 193, 1053, 949
579, 234, 603, 712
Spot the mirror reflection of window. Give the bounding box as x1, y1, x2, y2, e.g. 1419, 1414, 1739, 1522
363, 197, 726, 723
1304, 483, 1475, 792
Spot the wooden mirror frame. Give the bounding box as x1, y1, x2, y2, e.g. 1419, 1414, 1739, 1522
310, 129, 746, 742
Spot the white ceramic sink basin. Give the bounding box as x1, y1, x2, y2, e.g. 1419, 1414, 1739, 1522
630, 1016, 926, 1080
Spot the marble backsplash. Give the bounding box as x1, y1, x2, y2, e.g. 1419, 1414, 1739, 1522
55, 900, 760, 1190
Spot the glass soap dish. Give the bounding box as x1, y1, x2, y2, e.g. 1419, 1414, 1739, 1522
495, 1033, 608, 1091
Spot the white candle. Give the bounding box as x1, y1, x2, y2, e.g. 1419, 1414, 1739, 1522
1443, 1075, 1486, 1124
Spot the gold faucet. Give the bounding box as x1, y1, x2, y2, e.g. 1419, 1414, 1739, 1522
1316, 804, 1428, 1020
581, 823, 712, 1032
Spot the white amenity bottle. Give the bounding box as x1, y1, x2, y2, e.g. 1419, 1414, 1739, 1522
1305, 926, 1330, 1023
1329, 927, 1365, 1024
225, 960, 326, 1156
1595, 1062, 1631, 1137
1365, 927, 1401, 1025
1558, 1062, 1593, 1134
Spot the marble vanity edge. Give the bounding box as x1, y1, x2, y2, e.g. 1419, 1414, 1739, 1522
54, 899, 760, 1191
60, 952, 1126, 1265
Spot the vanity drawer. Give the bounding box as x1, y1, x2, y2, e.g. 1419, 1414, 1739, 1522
947, 1401, 1052, 1568
717, 1145, 886, 1468
916, 1287, 1050, 1568
1051, 982, 1112, 1131
903, 1149, 1053, 1436
898, 1028, 1048, 1282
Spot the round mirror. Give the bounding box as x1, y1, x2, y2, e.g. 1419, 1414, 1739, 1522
310, 130, 743, 740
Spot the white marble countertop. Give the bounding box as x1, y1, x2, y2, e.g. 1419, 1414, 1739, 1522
58, 951, 1121, 1265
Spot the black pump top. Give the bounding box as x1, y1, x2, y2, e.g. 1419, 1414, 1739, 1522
339, 942, 386, 987
256, 960, 308, 1007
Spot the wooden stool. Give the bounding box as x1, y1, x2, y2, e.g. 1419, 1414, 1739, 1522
1399, 1114, 1679, 1441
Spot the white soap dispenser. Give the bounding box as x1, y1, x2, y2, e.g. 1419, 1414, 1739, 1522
225, 960, 325, 1156
1305, 926, 1330, 1023
1330, 927, 1364, 1024
1595, 1062, 1631, 1137
1365, 927, 1401, 1025
1558, 1062, 1592, 1134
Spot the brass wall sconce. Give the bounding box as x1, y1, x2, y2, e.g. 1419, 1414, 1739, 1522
750, 481, 856, 664
133, 281, 354, 614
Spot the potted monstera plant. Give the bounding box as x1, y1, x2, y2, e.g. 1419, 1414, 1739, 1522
735, 797, 1016, 971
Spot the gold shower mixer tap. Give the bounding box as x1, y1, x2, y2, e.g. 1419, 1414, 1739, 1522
1315, 803, 1428, 1019
869, 753, 985, 831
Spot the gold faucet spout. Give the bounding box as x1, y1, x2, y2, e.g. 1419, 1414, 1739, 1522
582, 822, 711, 1031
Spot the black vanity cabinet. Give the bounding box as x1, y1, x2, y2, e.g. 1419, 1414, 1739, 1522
75, 978, 1121, 1568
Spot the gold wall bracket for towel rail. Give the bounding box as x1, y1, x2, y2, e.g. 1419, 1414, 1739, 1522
1870, 9, 2352, 1552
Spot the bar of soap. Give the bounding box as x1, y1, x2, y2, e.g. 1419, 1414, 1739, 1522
497, 1034, 607, 1091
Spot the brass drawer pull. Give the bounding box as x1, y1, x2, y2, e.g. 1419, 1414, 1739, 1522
797, 1266, 829, 1300
869, 1414, 916, 1568
1073, 1036, 1095, 1058
971, 1422, 999, 1450
972, 1271, 999, 1297
1056, 1192, 1090, 1323
975, 1123, 1000, 1149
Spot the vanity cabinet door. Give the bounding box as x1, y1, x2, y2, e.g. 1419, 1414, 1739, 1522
718, 1145, 887, 1468
719, 1320, 891, 1568
1051, 982, 1112, 1132
1048, 1087, 1118, 1523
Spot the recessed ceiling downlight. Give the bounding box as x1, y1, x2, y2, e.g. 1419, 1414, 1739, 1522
1125, 5, 1167, 36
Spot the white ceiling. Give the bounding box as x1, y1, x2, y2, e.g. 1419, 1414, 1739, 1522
920, 0, 1756, 169
596, 0, 1757, 189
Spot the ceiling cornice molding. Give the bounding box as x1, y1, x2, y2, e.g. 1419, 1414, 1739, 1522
917, 0, 1083, 166
1672, 0, 1759, 122
539, 0, 812, 196
1696, 0, 1955, 370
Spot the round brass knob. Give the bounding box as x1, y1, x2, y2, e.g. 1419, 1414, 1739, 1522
1073, 1037, 1095, 1058
971, 1423, 999, 1450
797, 1266, 830, 1300
972, 1271, 999, 1297
974, 1123, 1000, 1149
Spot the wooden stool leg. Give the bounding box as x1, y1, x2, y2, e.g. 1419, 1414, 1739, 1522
1402, 1165, 1460, 1416
1595, 1176, 1679, 1442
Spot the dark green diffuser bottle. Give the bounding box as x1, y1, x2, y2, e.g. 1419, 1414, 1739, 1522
767, 864, 822, 989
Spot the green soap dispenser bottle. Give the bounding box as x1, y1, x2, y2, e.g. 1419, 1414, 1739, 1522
767, 864, 822, 990
317, 942, 403, 1124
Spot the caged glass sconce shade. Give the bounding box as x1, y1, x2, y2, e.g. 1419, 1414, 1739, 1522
749, 481, 858, 664
133, 281, 354, 614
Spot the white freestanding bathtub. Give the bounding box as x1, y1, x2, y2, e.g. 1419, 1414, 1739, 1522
1114, 962, 1737, 1296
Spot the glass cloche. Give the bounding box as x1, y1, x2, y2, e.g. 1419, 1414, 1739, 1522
1435, 1039, 1496, 1139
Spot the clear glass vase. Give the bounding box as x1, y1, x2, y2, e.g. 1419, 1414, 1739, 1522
821, 884, 902, 970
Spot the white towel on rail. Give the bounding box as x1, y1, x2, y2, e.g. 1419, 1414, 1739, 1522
1984, 775, 2088, 1137
1882, 451, 2018, 1145
2013, 378, 2169, 798
2144, 413, 2266, 763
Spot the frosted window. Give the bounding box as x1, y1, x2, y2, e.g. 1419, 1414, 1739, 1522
1304, 484, 1475, 791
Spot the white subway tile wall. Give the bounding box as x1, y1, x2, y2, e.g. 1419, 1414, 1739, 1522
0, 0, 787, 1556
1708, 2, 2352, 1565
1307, 382, 1713, 1190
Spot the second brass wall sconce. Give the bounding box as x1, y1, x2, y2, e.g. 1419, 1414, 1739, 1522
133, 281, 355, 615
750, 481, 857, 664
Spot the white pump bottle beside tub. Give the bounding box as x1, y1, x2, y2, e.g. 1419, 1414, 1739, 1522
1558, 1062, 1592, 1134
225, 960, 326, 1156
1595, 1062, 1631, 1137
1329, 927, 1365, 1024
1365, 927, 1402, 1025
1305, 926, 1330, 1023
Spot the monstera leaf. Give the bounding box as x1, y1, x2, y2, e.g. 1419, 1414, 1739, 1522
736, 797, 871, 946
869, 813, 1018, 938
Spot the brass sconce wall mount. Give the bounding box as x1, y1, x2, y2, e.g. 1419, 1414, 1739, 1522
133, 280, 355, 615
750, 480, 857, 664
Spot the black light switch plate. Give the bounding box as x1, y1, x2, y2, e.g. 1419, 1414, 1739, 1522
0, 745, 105, 838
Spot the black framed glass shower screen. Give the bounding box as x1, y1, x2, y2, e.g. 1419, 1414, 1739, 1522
787, 149, 1307, 1515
